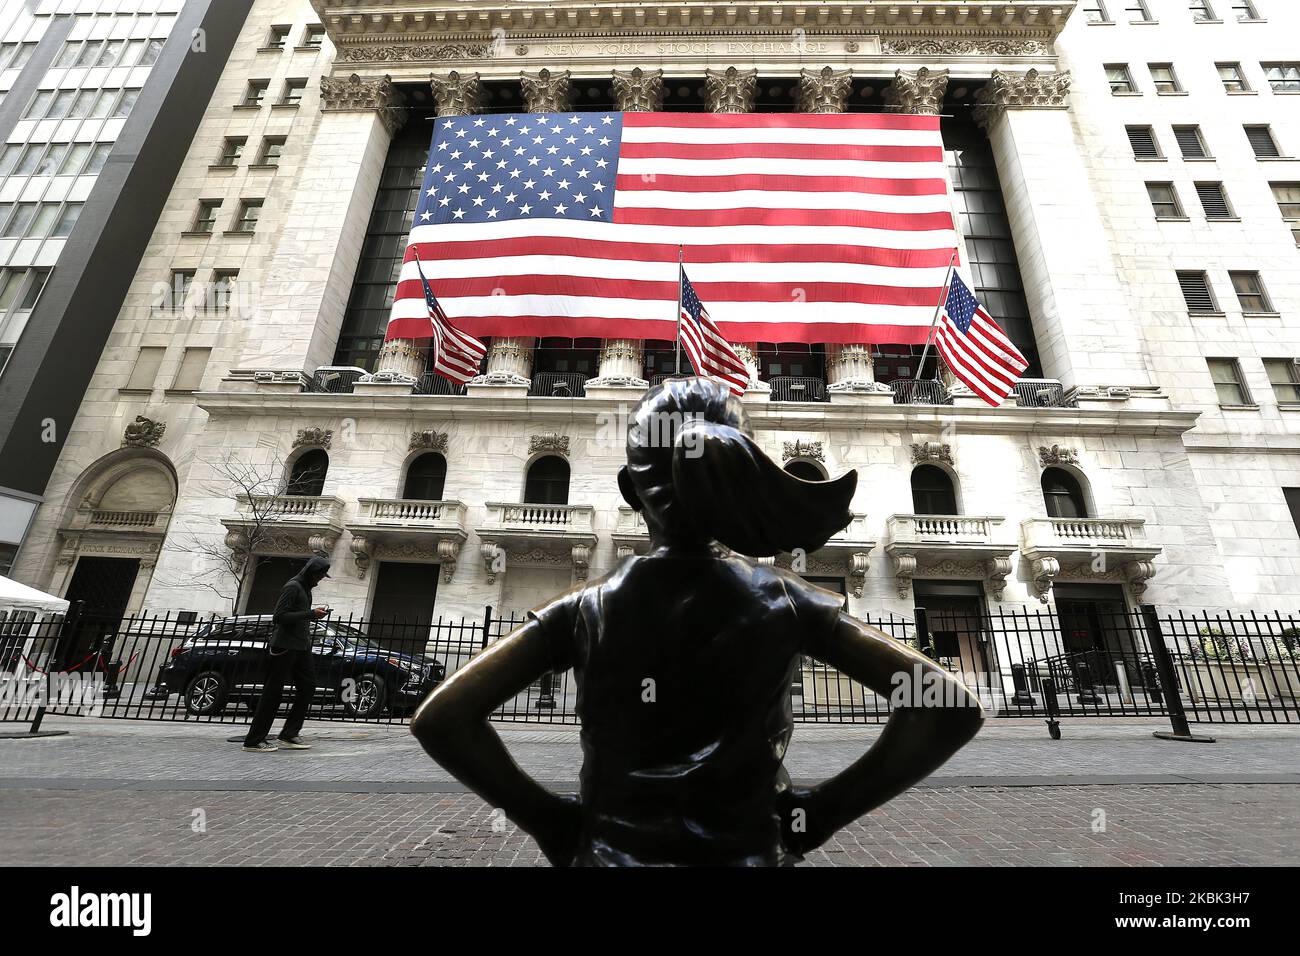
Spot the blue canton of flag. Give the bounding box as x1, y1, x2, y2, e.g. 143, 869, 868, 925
416, 113, 625, 226
944, 273, 979, 335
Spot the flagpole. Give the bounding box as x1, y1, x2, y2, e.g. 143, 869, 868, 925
673, 244, 684, 375
914, 249, 958, 381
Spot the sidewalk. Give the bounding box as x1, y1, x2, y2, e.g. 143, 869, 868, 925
2, 716, 1297, 866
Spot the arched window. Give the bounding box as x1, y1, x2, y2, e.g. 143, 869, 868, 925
402, 453, 447, 500
523, 456, 570, 505
1041, 467, 1088, 519
911, 465, 957, 515
286, 449, 328, 497
784, 460, 826, 482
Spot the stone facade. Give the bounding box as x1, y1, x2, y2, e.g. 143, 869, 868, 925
9, 1, 1300, 622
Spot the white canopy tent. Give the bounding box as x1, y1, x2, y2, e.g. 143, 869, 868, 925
0, 574, 69, 616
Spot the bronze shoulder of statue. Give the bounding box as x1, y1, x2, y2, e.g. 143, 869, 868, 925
411, 377, 984, 866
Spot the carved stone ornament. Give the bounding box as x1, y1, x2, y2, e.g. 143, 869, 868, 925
975, 69, 1072, 129
891, 553, 918, 599
521, 69, 572, 113
293, 427, 332, 450
122, 416, 165, 448
612, 68, 664, 112
705, 67, 757, 114
782, 440, 825, 463
797, 67, 852, 114
911, 441, 953, 466
319, 73, 407, 135
529, 433, 570, 456
430, 70, 486, 117
338, 43, 493, 64
410, 429, 449, 453
882, 38, 1047, 57
1030, 556, 1061, 603
986, 556, 1013, 602
882, 67, 949, 116
1037, 444, 1079, 466
1123, 560, 1156, 598
350, 535, 373, 579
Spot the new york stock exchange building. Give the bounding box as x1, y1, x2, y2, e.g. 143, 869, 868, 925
9, 0, 1300, 678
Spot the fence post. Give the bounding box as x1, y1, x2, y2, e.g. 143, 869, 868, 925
27, 600, 83, 736
1041, 678, 1061, 740
1140, 604, 1215, 743
480, 605, 493, 650
913, 606, 932, 658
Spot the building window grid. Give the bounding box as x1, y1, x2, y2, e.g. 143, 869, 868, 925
0, 41, 38, 70
1232, 1, 1260, 20
1149, 63, 1182, 93
1126, 2, 1154, 22
1217, 63, 1250, 92
22, 86, 140, 121
1127, 125, 1162, 158
1106, 64, 1137, 94
264, 25, 290, 50
0, 267, 51, 377
1173, 125, 1211, 159
1270, 182, 1300, 244
1083, 1, 1110, 21
1245, 125, 1283, 158
215, 137, 246, 168
1264, 359, 1300, 405
1262, 63, 1300, 93
241, 80, 269, 107
1177, 271, 1219, 314
191, 200, 221, 233
1189, 0, 1217, 21
255, 136, 286, 167
279, 78, 307, 106
1229, 271, 1273, 313
0, 200, 84, 239
52, 36, 164, 70
231, 200, 263, 234
1207, 358, 1251, 406
1194, 182, 1234, 219
301, 25, 325, 49
1146, 182, 1185, 219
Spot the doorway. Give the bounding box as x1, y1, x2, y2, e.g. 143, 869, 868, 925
62, 556, 140, 663
912, 580, 990, 677
368, 561, 439, 644
244, 556, 312, 615
1053, 583, 1136, 686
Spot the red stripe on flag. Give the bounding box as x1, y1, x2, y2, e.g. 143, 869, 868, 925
613, 206, 955, 231
622, 112, 941, 131
618, 142, 945, 165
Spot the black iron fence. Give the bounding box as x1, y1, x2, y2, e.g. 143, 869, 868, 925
3, 604, 1297, 735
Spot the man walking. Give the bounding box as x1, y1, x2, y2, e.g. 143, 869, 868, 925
242, 556, 331, 753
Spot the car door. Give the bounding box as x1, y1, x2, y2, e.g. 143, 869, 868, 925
231, 620, 273, 694
310, 625, 346, 705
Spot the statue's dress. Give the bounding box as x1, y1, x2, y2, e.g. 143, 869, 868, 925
528, 544, 845, 866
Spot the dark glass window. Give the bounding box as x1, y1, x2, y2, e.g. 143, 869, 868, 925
756, 342, 824, 379
911, 465, 958, 515
524, 456, 570, 505
535, 337, 600, 375
402, 453, 447, 500
287, 449, 329, 497
1041, 467, 1088, 518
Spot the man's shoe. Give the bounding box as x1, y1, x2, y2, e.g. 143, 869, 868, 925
277, 736, 312, 750
242, 741, 278, 753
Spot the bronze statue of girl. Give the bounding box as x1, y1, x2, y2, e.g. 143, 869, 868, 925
412, 377, 982, 866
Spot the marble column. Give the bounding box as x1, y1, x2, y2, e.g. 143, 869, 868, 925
882, 67, 949, 115
702, 68, 767, 395
975, 70, 1157, 399
366, 72, 482, 387
587, 69, 665, 397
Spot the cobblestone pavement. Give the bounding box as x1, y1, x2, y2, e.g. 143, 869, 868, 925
0, 784, 1295, 866
1, 718, 1297, 866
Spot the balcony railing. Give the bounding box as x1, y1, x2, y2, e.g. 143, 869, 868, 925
234, 494, 345, 525
416, 372, 468, 396
311, 366, 367, 393
355, 498, 466, 527
483, 501, 596, 535
768, 375, 827, 402
887, 514, 1005, 545
1013, 379, 1076, 409
529, 372, 588, 398
1021, 516, 1146, 550
889, 378, 951, 405
83, 509, 168, 530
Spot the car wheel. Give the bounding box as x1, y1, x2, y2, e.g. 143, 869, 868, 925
184, 672, 229, 716
342, 673, 386, 719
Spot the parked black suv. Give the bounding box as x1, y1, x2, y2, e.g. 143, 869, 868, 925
144, 616, 445, 718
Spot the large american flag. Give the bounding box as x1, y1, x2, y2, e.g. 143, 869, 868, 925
385, 111, 959, 345
678, 268, 748, 396
412, 251, 488, 385
934, 272, 1028, 407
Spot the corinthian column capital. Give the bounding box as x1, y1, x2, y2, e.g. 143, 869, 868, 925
974, 69, 1072, 129
705, 66, 757, 113
429, 70, 486, 117
612, 67, 665, 112
521, 68, 573, 113
797, 67, 853, 114
882, 67, 949, 116
319, 73, 407, 134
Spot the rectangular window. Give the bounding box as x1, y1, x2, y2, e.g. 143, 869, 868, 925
231, 200, 262, 233
0, 42, 37, 70
215, 137, 245, 168
0, 145, 21, 177
45, 90, 76, 119
1217, 63, 1250, 92
83, 144, 112, 176
264, 25, 289, 49
112, 88, 140, 119
1177, 271, 1219, 313
137, 38, 165, 68
1149, 63, 1182, 93
1195, 182, 1234, 219
1127, 125, 1161, 158
255, 136, 286, 167
191, 200, 221, 233
125, 347, 165, 391
211, 271, 238, 310
1083, 1, 1110, 21
22, 90, 53, 119
1271, 182, 1300, 245
1173, 125, 1211, 158
302, 25, 325, 49
1262, 63, 1300, 93
1232, 1, 1260, 20
1126, 2, 1153, 21
51, 202, 81, 238
279, 78, 307, 106
27, 204, 59, 238
74, 39, 103, 67
1106, 64, 1137, 94
167, 270, 194, 310
171, 347, 211, 391
1146, 182, 1184, 218
33, 144, 68, 177
1207, 358, 1251, 405
1190, 0, 1217, 20
1, 203, 37, 238
240, 80, 269, 107
97, 39, 125, 68
1265, 359, 1300, 405
1246, 124, 1282, 158
1230, 271, 1272, 313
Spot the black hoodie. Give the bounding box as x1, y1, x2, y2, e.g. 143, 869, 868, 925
270, 556, 330, 650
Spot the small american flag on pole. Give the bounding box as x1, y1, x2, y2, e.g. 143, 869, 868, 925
934, 272, 1028, 407
678, 268, 748, 396
410, 251, 487, 386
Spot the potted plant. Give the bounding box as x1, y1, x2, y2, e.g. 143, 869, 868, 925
1182, 627, 1272, 704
